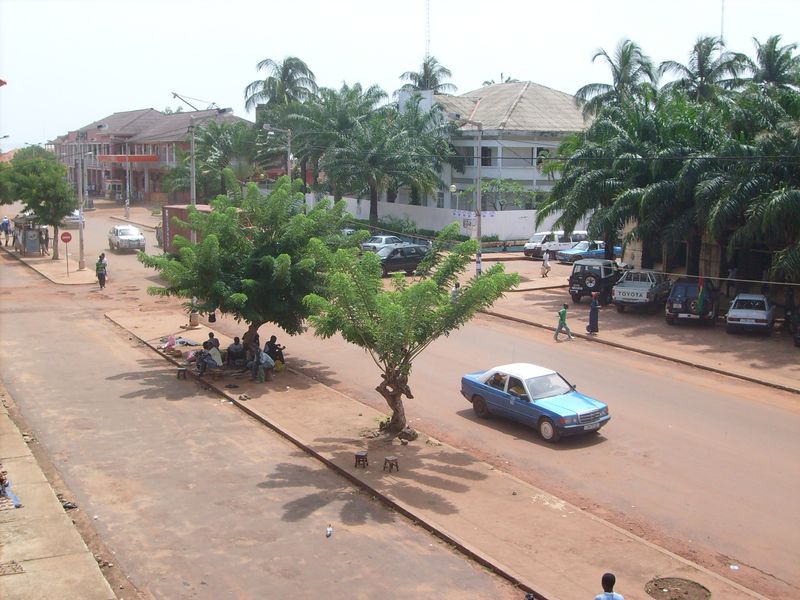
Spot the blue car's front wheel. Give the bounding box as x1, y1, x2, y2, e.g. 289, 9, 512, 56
538, 418, 560, 443
472, 396, 490, 419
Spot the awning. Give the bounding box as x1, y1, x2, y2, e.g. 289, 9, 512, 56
97, 154, 159, 163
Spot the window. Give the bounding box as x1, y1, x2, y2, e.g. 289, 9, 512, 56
481, 146, 492, 167
487, 373, 507, 390
508, 377, 527, 399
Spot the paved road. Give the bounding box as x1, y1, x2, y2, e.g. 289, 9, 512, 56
28, 205, 800, 597
0, 248, 517, 598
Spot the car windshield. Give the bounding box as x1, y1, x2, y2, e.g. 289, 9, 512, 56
376, 246, 394, 257
528, 233, 546, 243
571, 241, 590, 251
525, 373, 572, 400
732, 298, 766, 311
118, 227, 139, 236
366, 237, 382, 244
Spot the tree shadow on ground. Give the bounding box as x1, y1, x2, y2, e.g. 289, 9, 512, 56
256, 462, 396, 526
455, 408, 607, 451
105, 357, 203, 401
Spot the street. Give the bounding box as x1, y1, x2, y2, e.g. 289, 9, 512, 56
2, 202, 799, 598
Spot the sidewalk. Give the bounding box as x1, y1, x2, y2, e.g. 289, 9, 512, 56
107, 308, 768, 600
0, 387, 115, 600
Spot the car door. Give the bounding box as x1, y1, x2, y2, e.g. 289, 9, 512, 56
506, 377, 536, 426
481, 372, 512, 417
384, 248, 402, 272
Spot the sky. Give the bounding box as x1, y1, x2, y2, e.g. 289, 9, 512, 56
1, 0, 798, 150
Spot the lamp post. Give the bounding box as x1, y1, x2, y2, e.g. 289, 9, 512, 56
188, 116, 197, 244
262, 124, 292, 180
448, 115, 483, 275
77, 150, 92, 270
124, 141, 131, 220
449, 183, 459, 212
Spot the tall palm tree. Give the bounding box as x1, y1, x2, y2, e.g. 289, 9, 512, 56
659, 36, 747, 103
288, 83, 387, 195
574, 39, 657, 119
194, 120, 259, 185
244, 56, 318, 112
398, 55, 457, 95
744, 35, 800, 90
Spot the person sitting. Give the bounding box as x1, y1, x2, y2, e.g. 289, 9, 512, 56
196, 341, 223, 375
207, 332, 220, 349
247, 347, 275, 382
265, 335, 285, 364
489, 373, 506, 390
226, 337, 246, 367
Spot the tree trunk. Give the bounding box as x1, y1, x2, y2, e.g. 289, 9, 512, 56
369, 185, 379, 227
242, 321, 264, 355
375, 369, 413, 433
52, 224, 60, 260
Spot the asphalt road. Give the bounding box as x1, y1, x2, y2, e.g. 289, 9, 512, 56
0, 214, 518, 599
18, 205, 800, 597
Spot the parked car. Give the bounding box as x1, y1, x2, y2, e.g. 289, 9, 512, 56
665, 278, 719, 325
108, 225, 146, 252
377, 244, 428, 276
612, 269, 672, 313
460, 363, 610, 443
523, 230, 588, 259
725, 293, 775, 334
361, 235, 405, 252
568, 259, 623, 304
555, 240, 622, 263
60, 209, 84, 228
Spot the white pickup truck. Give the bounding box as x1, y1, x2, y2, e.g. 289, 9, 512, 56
612, 270, 672, 313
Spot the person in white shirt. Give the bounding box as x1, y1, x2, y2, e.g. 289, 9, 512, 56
541, 250, 551, 278
595, 572, 624, 600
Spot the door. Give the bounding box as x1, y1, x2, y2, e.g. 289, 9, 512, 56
482, 372, 511, 417
507, 377, 536, 426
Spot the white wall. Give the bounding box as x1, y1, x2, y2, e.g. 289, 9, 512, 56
309, 194, 587, 240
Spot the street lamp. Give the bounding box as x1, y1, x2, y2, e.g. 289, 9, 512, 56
188, 116, 197, 244
449, 184, 460, 212
448, 114, 483, 275
262, 124, 292, 180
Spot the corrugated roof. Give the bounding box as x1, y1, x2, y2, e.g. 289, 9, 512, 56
435, 82, 585, 134
79, 109, 165, 138
129, 110, 249, 142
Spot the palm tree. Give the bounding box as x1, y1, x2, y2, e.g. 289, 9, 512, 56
244, 56, 318, 112
482, 73, 520, 86
398, 55, 457, 95
659, 36, 747, 103
288, 83, 387, 195
574, 39, 657, 118
744, 35, 800, 91
194, 121, 259, 186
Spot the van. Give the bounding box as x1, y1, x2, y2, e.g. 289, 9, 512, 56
523, 230, 588, 259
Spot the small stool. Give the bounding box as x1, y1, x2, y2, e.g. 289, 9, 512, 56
383, 456, 399, 473
176, 368, 188, 380
354, 451, 368, 469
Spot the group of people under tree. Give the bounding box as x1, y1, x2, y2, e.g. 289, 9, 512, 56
194, 330, 286, 382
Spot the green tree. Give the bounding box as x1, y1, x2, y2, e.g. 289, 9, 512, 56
575, 39, 657, 118
398, 55, 457, 95
195, 120, 259, 185
304, 224, 519, 433
162, 147, 225, 201
659, 36, 747, 103
244, 56, 318, 112
138, 177, 355, 343
745, 35, 800, 90
4, 150, 76, 260
465, 178, 536, 211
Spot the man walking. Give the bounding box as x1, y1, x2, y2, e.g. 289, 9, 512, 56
1, 216, 10, 246
95, 254, 107, 289
554, 303, 573, 341
595, 572, 624, 600
541, 250, 551, 278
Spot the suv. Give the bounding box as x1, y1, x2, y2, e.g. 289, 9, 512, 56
665, 278, 720, 325
568, 259, 622, 304
377, 244, 428, 276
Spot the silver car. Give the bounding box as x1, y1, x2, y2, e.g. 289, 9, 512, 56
108, 225, 146, 252
361, 235, 405, 252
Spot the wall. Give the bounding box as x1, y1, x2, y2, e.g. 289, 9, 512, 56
309, 194, 586, 240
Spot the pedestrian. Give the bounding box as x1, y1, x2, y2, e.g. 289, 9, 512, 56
38, 227, 50, 255
0, 216, 10, 246
541, 250, 551, 278
587, 291, 600, 335
95, 254, 107, 289
595, 572, 624, 600
726, 266, 737, 298
554, 303, 574, 341
450, 281, 461, 302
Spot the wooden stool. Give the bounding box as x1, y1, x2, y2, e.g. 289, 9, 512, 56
383, 456, 399, 473
354, 451, 368, 469
176, 368, 188, 380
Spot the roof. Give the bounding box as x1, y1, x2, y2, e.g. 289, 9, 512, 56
80, 109, 166, 138
435, 82, 586, 135
491, 363, 555, 379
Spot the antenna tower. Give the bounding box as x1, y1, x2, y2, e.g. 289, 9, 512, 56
425, 0, 431, 57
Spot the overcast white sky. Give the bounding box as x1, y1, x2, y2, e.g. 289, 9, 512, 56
1, 0, 798, 149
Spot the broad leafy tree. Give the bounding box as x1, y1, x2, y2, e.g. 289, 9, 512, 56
244, 56, 318, 112
3, 149, 76, 260
398, 55, 457, 95
304, 224, 519, 433
139, 176, 355, 343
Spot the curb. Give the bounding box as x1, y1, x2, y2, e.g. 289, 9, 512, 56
103, 313, 547, 599
482, 310, 800, 395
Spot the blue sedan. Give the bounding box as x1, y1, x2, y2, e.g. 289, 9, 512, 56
460, 363, 610, 442
556, 240, 622, 263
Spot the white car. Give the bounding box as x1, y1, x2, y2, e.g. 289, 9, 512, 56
361, 235, 405, 252
108, 225, 146, 252
725, 293, 775, 334
60, 209, 84, 228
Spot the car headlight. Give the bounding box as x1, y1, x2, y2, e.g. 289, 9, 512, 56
599, 407, 609, 417
559, 415, 579, 425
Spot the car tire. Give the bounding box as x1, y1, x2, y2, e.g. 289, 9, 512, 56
571, 293, 581, 304
405, 269, 414, 276
666, 315, 676, 325
585, 274, 598, 290
381, 266, 389, 277
538, 418, 560, 443
472, 396, 490, 419
616, 304, 625, 313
